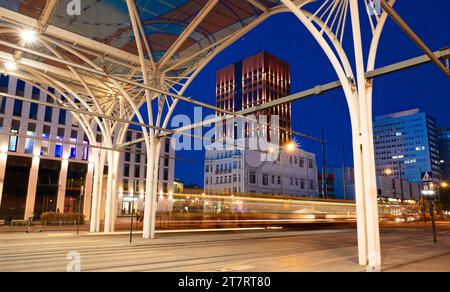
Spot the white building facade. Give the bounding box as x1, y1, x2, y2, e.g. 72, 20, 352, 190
204, 149, 318, 197
0, 75, 174, 220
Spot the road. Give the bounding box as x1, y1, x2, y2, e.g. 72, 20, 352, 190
0, 224, 449, 272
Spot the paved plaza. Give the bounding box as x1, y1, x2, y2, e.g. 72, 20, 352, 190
0, 224, 449, 272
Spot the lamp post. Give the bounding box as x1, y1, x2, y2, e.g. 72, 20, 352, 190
321, 129, 327, 199
383, 168, 393, 198
77, 185, 84, 236
437, 160, 445, 202
421, 185, 437, 243
129, 180, 138, 244
274, 141, 297, 196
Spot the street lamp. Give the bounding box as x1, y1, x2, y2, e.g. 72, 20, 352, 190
384, 162, 404, 202
277, 141, 299, 196
129, 180, 138, 244
421, 185, 437, 243
380, 168, 393, 199
286, 142, 296, 153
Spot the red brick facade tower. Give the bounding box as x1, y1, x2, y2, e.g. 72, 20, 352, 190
216, 51, 292, 145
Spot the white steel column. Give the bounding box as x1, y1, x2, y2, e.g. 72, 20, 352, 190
143, 139, 156, 239
349, 0, 381, 269
150, 140, 162, 237
110, 150, 120, 231
24, 156, 40, 220
95, 150, 106, 232
280, 0, 382, 268
0, 152, 7, 208
89, 160, 99, 231
0, 131, 8, 207
56, 158, 69, 213
89, 149, 103, 232
83, 159, 94, 221
103, 150, 119, 233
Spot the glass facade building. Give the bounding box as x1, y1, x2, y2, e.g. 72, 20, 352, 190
373, 109, 440, 183
438, 128, 450, 181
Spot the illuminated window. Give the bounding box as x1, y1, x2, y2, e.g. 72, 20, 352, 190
82, 141, 89, 161
70, 138, 77, 159
54, 144, 63, 158
8, 131, 18, 152
8, 120, 20, 152
25, 124, 36, 154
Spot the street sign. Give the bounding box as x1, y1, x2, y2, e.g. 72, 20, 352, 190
421, 171, 433, 183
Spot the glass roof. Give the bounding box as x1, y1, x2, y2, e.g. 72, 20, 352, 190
1, 0, 284, 63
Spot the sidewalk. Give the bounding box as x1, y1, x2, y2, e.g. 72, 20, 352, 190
0, 226, 449, 272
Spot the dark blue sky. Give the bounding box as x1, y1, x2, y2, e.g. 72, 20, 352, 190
168, 1, 450, 186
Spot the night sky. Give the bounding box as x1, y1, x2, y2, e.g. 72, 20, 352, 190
166, 1, 450, 186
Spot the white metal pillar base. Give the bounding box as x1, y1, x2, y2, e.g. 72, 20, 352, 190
143, 140, 158, 240
83, 160, 95, 221
56, 158, 69, 213
349, 0, 381, 269
24, 156, 40, 220
103, 150, 119, 233
280, 0, 382, 268
0, 152, 6, 208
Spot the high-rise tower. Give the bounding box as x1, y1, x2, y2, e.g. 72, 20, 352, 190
215, 51, 292, 144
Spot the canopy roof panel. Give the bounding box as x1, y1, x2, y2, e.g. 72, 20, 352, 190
0, 0, 283, 63
0, 1, 321, 76
0, 0, 311, 116
0, 0, 46, 19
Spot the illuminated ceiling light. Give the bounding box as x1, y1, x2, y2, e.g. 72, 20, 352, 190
4, 61, 17, 71
20, 30, 37, 44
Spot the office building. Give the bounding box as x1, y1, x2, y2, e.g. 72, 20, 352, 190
0, 75, 175, 220
216, 51, 292, 144
373, 109, 440, 184
438, 128, 450, 181
206, 52, 317, 197
319, 167, 356, 200
320, 166, 421, 201
204, 149, 318, 197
